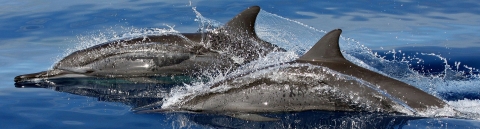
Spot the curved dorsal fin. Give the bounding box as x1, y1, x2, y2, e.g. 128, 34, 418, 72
298, 29, 344, 62
222, 6, 260, 37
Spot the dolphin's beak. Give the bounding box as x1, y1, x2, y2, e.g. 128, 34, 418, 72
14, 71, 53, 88
14, 71, 50, 83
14, 69, 77, 84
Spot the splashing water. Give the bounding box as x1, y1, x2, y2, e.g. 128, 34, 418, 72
183, 8, 480, 119
261, 9, 480, 119
61, 6, 480, 120
255, 10, 327, 54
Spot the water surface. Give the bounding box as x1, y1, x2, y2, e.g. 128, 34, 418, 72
1, 0, 480, 128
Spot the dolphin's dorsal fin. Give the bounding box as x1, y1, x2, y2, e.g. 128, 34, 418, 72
298, 29, 345, 62
222, 6, 260, 38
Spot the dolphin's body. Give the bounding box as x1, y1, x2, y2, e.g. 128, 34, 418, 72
159, 29, 450, 121
15, 6, 283, 83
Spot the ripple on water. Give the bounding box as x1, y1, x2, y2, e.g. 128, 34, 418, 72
26, 18, 51, 24
69, 18, 108, 28
17, 25, 44, 32
62, 121, 85, 125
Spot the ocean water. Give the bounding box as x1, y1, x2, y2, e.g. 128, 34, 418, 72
1, 0, 480, 128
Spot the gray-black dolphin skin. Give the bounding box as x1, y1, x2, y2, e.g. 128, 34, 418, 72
158, 29, 450, 121
15, 6, 283, 83
293, 29, 447, 112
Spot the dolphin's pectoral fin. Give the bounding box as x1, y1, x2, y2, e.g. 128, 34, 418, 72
229, 113, 279, 122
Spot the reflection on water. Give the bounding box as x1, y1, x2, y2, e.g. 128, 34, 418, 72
15, 76, 194, 109
168, 111, 423, 128
14, 77, 475, 128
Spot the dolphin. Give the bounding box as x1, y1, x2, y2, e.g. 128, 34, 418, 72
155, 29, 451, 121
14, 6, 284, 83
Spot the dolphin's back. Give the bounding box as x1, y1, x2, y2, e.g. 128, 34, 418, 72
169, 29, 449, 114
54, 34, 199, 69
175, 64, 403, 113
296, 29, 447, 111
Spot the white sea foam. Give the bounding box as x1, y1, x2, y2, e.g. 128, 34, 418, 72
447, 99, 480, 120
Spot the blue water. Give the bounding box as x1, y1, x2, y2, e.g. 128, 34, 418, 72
2, 0, 480, 128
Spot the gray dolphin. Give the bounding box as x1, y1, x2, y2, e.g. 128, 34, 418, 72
156, 29, 450, 121
15, 6, 284, 83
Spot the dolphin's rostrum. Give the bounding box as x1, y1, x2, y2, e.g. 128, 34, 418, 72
14, 6, 284, 83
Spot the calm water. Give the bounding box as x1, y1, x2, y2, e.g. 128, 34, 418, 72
2, 0, 480, 128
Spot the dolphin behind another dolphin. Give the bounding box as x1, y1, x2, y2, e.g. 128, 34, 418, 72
14, 6, 284, 84
156, 29, 453, 121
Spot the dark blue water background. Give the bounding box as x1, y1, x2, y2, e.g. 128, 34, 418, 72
1, 0, 480, 128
